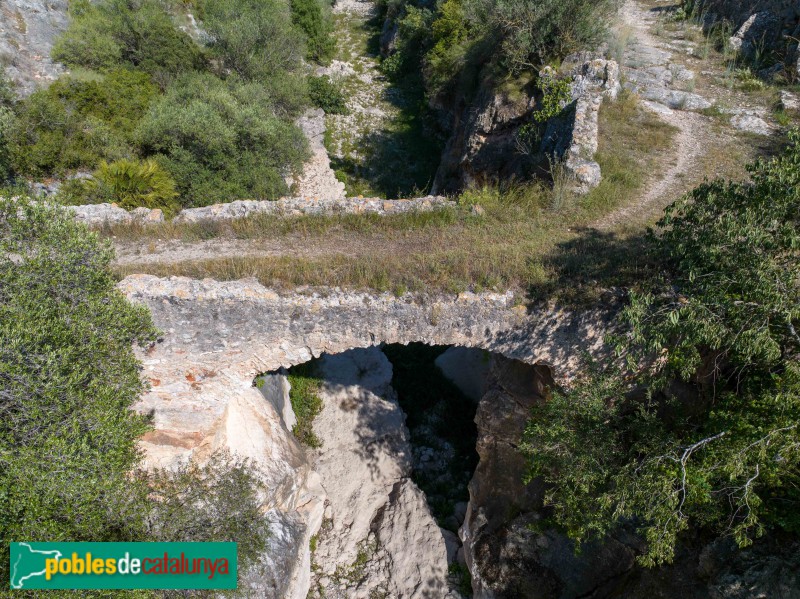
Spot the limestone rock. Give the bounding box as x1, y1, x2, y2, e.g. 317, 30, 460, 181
307, 348, 451, 598
257, 371, 298, 431
0, 0, 68, 96
373, 480, 450, 598
729, 12, 780, 57
170, 195, 454, 224
780, 90, 800, 112
731, 112, 774, 136
285, 108, 346, 202
67, 203, 165, 226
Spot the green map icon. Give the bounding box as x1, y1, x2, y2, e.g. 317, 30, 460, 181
10, 543, 63, 589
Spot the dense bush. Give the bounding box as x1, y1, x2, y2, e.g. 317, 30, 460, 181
308, 75, 348, 114
0, 197, 271, 588
291, 0, 336, 64
0, 196, 158, 560
0, 70, 14, 183
73, 159, 180, 214
386, 0, 617, 100
8, 70, 157, 177
52, 0, 206, 86
135, 73, 309, 206
523, 130, 800, 566
201, 0, 305, 80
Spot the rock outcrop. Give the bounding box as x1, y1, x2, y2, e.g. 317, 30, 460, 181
0, 0, 68, 96
307, 348, 452, 598
118, 274, 612, 596
433, 57, 619, 195
285, 109, 347, 201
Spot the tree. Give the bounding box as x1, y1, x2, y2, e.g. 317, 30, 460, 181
0, 198, 272, 590
290, 0, 336, 64
523, 130, 800, 566
52, 0, 206, 86
0, 197, 158, 578
135, 73, 309, 207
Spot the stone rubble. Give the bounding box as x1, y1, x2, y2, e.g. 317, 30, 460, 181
285, 108, 347, 202
64, 195, 455, 226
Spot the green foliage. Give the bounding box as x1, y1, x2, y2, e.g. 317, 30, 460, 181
0, 198, 271, 589
143, 451, 270, 571
486, 0, 617, 74
0, 196, 157, 572
532, 74, 572, 123
9, 70, 157, 177
201, 0, 305, 81
308, 75, 348, 114
52, 0, 206, 85
291, 0, 336, 64
0, 69, 14, 182
85, 159, 179, 214
286, 361, 324, 448
387, 0, 615, 101
523, 130, 800, 566
135, 73, 309, 207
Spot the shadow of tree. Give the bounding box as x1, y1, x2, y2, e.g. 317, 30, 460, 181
532, 226, 661, 306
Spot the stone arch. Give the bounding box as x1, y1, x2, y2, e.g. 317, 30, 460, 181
119, 274, 614, 598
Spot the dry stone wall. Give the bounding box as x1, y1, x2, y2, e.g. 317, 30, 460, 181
66, 195, 455, 226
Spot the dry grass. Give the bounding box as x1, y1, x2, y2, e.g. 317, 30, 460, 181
112, 94, 678, 301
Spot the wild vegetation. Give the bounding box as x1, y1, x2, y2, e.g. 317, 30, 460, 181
0, 0, 337, 209
0, 198, 270, 592
523, 130, 800, 566
112, 91, 677, 298
382, 0, 617, 104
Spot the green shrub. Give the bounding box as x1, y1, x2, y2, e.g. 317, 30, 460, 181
0, 196, 158, 571
523, 130, 800, 566
87, 159, 179, 213
0, 198, 272, 588
52, 0, 206, 85
201, 0, 304, 80
135, 73, 309, 206
286, 361, 324, 448
478, 0, 617, 74
291, 0, 336, 64
0, 70, 14, 182
8, 70, 157, 177
308, 75, 348, 114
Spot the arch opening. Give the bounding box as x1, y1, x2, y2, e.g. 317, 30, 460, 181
255, 342, 549, 598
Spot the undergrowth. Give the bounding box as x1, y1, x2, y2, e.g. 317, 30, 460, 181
112, 93, 676, 303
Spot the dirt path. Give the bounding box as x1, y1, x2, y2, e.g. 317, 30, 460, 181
594, 0, 774, 230
112, 232, 437, 266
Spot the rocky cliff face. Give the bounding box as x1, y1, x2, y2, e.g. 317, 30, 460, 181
432, 57, 619, 195
0, 0, 67, 96
463, 355, 800, 598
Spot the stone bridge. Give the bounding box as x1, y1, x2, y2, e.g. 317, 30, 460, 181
118, 274, 613, 597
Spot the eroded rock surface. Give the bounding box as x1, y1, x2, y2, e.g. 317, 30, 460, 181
118, 275, 613, 597
0, 0, 67, 96
286, 109, 347, 201
307, 348, 452, 598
